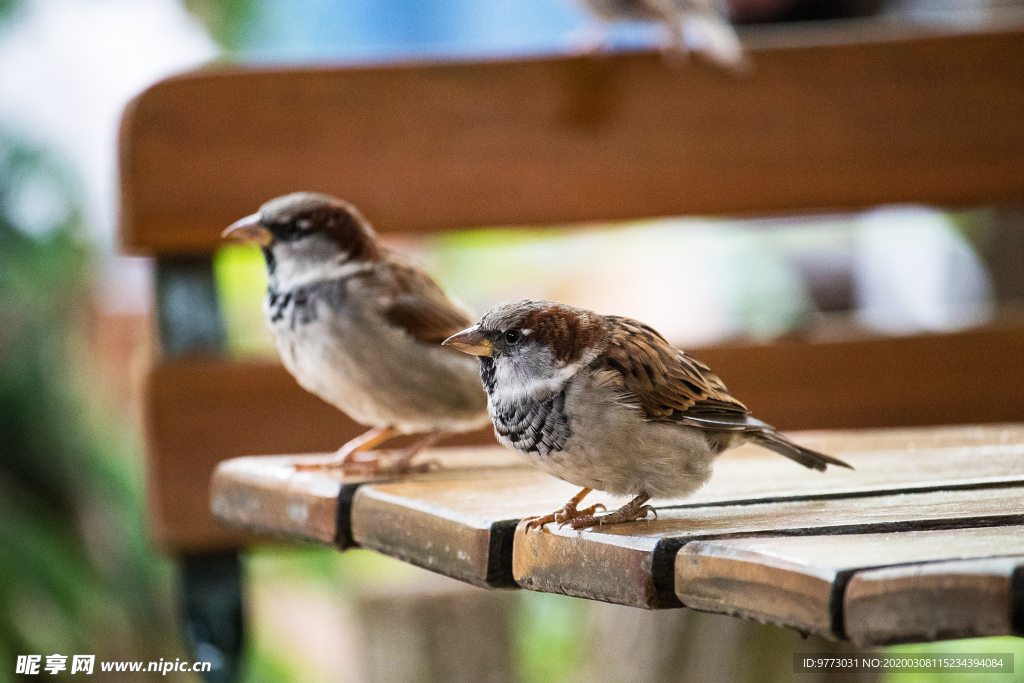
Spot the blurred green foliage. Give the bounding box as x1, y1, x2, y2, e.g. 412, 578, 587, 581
214, 245, 273, 357
0, 0, 19, 23
512, 592, 582, 683
883, 637, 1024, 683
0, 131, 186, 681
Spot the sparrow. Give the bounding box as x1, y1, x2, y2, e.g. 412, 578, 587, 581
443, 300, 851, 529
223, 192, 490, 474
574, 0, 745, 70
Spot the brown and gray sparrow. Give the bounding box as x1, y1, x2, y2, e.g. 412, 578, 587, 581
223, 193, 489, 474
575, 0, 744, 69
444, 300, 851, 529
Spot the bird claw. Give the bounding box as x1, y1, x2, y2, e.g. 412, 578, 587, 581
292, 457, 380, 476
407, 458, 442, 474
568, 515, 600, 530
522, 513, 557, 532
346, 452, 439, 477
293, 451, 439, 477
523, 502, 607, 532
293, 458, 353, 473
556, 503, 606, 528
568, 502, 658, 530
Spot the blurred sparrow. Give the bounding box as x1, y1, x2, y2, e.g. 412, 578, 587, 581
444, 300, 851, 529
224, 193, 489, 474
574, 0, 744, 69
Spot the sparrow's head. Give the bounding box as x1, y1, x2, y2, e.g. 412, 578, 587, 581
443, 300, 606, 397
222, 192, 379, 286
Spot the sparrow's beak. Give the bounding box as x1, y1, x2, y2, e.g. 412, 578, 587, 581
222, 213, 273, 246
443, 327, 493, 357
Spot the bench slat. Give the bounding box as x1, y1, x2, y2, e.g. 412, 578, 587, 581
674, 526, 1024, 640
513, 484, 1024, 608
843, 556, 1024, 646
209, 448, 522, 548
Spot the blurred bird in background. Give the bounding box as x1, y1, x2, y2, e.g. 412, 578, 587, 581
224, 193, 489, 475
570, 0, 907, 69
573, 0, 746, 68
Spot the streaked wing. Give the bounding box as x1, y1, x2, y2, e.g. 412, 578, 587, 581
377, 259, 473, 345
602, 316, 756, 430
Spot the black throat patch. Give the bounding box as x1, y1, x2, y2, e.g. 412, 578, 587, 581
488, 384, 572, 457
479, 357, 497, 393
266, 279, 346, 331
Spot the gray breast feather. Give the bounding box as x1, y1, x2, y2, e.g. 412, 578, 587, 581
265, 275, 487, 433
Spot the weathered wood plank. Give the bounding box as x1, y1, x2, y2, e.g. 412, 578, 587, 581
357, 427, 1024, 589
513, 485, 1024, 608
351, 470, 613, 588
154, 321, 1024, 552
843, 556, 1024, 646
120, 28, 1024, 254
209, 448, 522, 549
674, 526, 1024, 640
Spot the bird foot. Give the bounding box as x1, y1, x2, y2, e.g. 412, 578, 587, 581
293, 450, 440, 477
522, 502, 607, 532
569, 503, 657, 530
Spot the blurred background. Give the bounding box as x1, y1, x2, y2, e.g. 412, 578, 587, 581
2, 0, 1024, 682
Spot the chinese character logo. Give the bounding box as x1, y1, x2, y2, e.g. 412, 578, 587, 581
16, 655, 41, 675
45, 655, 68, 675
71, 655, 95, 674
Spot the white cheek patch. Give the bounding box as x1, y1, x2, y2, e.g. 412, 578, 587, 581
273, 258, 372, 291
491, 357, 582, 403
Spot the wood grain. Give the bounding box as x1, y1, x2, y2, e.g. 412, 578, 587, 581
843, 556, 1024, 646
514, 484, 1024, 609
119, 27, 1024, 254
357, 428, 1024, 590
209, 448, 522, 549
351, 470, 620, 588
674, 526, 1024, 640
150, 321, 1024, 552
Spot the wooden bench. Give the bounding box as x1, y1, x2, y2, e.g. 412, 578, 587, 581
119, 21, 1024, 668
211, 425, 1024, 644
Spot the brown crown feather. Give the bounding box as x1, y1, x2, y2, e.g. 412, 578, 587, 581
309, 202, 380, 262
259, 193, 381, 261
520, 305, 605, 364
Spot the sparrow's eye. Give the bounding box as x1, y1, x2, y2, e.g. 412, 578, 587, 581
274, 222, 298, 239
273, 218, 313, 241
504, 329, 522, 345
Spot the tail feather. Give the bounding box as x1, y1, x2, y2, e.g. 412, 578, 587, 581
752, 431, 854, 472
